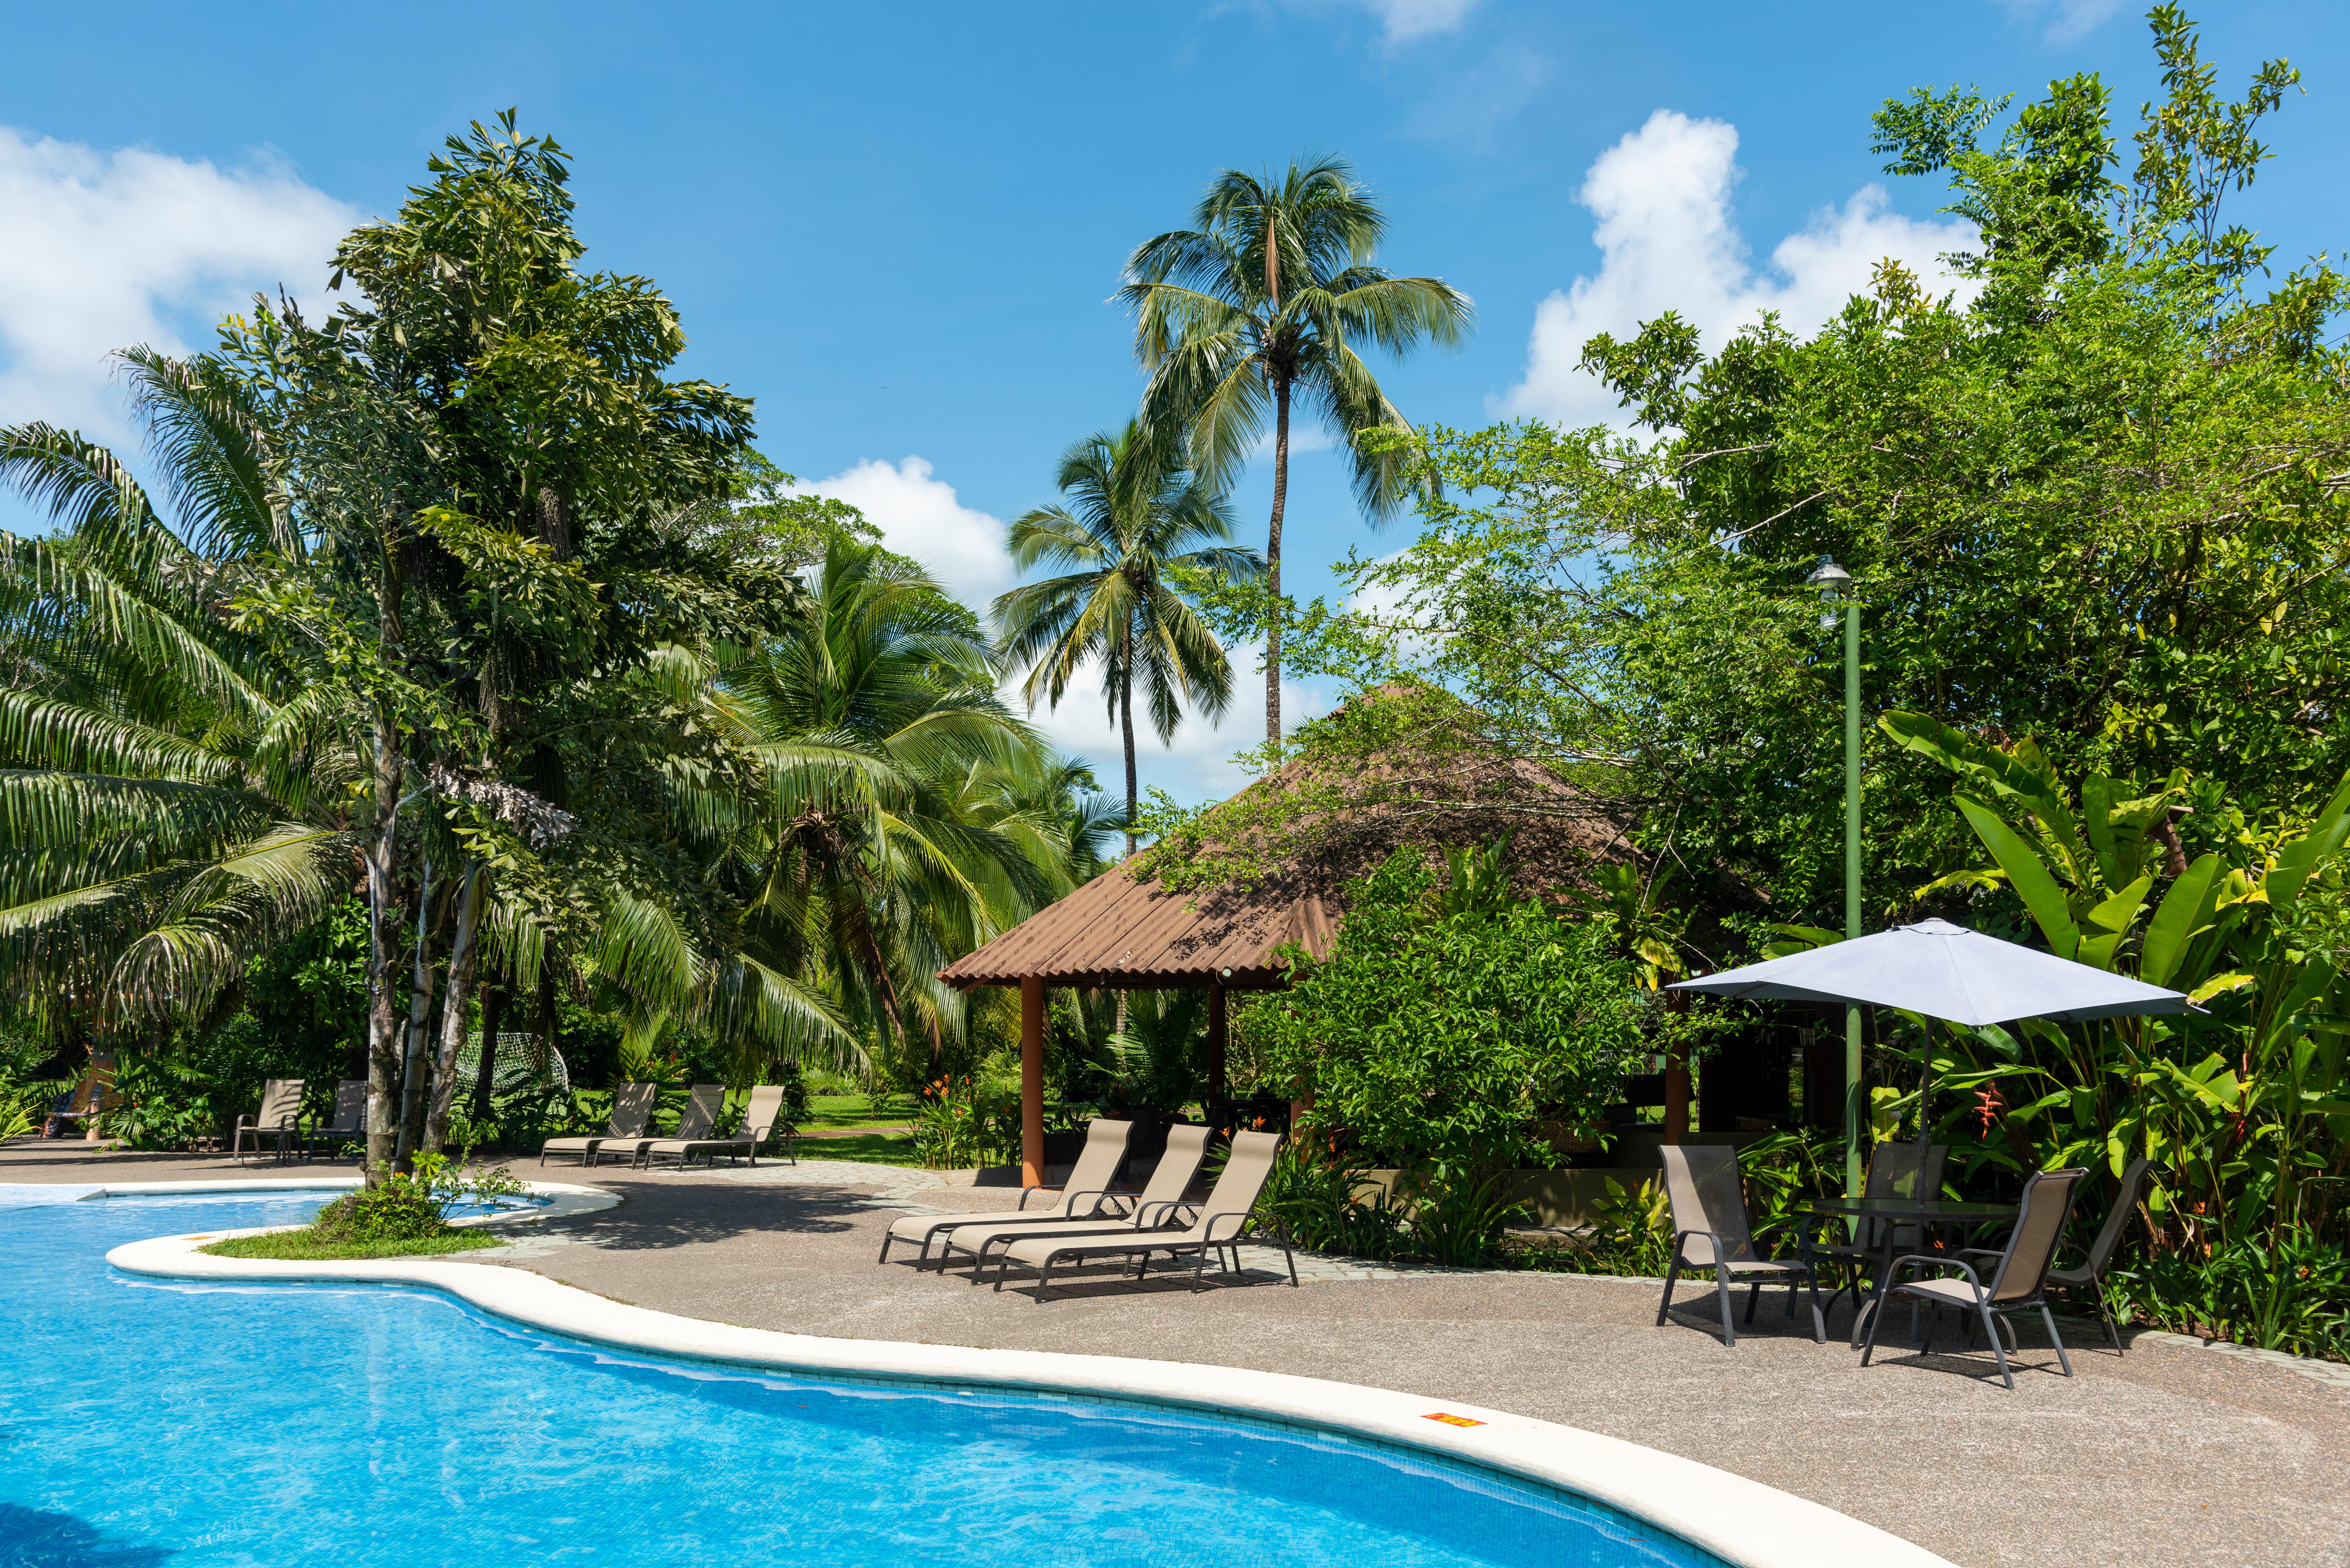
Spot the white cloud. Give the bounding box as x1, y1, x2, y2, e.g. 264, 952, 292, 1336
1499, 110, 1977, 429
0, 127, 356, 439
799, 452, 1325, 808
1999, 0, 2124, 44
1357, 0, 1479, 42
798, 455, 1015, 610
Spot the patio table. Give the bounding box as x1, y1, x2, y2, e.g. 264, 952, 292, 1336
1795, 1196, 2018, 1349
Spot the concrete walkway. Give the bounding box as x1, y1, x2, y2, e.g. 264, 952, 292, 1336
9, 1142, 2347, 1568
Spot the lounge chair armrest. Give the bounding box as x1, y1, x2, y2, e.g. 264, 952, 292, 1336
1019, 1184, 1061, 1210
1133, 1199, 1190, 1228
1201, 1211, 1252, 1245
1063, 1187, 1114, 1217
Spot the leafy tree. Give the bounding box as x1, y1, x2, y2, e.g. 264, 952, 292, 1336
1262, 846, 1643, 1255
992, 421, 1260, 854
1122, 156, 1472, 747
1216, 12, 2347, 955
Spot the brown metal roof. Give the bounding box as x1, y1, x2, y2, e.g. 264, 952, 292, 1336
939, 860, 1335, 990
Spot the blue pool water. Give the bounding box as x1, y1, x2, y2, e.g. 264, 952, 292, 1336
0, 1191, 1726, 1567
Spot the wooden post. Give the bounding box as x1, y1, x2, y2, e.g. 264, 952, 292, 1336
1019, 974, 1045, 1187
1207, 981, 1227, 1120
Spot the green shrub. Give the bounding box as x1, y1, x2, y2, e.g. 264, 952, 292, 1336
2111, 1235, 2350, 1363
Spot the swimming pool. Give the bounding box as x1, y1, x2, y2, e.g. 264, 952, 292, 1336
1, 1191, 1725, 1567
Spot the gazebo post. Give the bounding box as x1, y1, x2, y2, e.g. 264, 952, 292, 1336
1019, 974, 1045, 1186
1207, 980, 1227, 1123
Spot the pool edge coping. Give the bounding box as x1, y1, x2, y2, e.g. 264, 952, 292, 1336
34, 1176, 620, 1226
103, 1220, 1952, 1568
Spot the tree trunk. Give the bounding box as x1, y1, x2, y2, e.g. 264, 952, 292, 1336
1120, 620, 1138, 860
422, 862, 489, 1157
361, 698, 405, 1184
535, 486, 573, 563
1264, 376, 1291, 752
393, 862, 443, 1172
472, 979, 505, 1123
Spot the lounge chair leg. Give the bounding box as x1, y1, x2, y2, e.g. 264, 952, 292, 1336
1280, 1240, 1298, 1287
992, 1255, 1010, 1292
1035, 1259, 1053, 1303
1715, 1270, 1737, 1348
2096, 1281, 2123, 1353
1806, 1275, 1826, 1344
878, 1234, 894, 1264
1743, 1280, 1763, 1324
1654, 1246, 1684, 1328
2041, 1306, 2073, 1377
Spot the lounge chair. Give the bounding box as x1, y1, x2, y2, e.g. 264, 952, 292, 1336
1862, 1166, 2088, 1389
304, 1080, 367, 1159
939, 1123, 1212, 1280
538, 1082, 657, 1167
232, 1079, 307, 1166
1655, 1144, 1828, 1346
637, 1083, 796, 1171
1811, 1141, 1950, 1315
604, 1083, 722, 1169
990, 1129, 1297, 1301
876, 1117, 1132, 1268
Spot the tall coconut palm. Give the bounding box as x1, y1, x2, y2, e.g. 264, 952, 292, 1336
1121, 155, 1473, 748
992, 422, 1261, 856
718, 537, 1058, 1067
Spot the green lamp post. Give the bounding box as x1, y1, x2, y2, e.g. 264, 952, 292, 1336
1808, 555, 1864, 1197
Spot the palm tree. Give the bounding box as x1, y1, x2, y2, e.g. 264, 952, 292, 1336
992, 422, 1262, 856
1121, 155, 1473, 748
0, 361, 354, 1041
718, 537, 1060, 1068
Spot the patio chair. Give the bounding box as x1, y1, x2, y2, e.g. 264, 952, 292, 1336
232, 1079, 308, 1166
538, 1082, 657, 1167
1810, 1141, 1950, 1313
939, 1122, 1212, 1280
304, 1080, 368, 1159
990, 1130, 1296, 1301
604, 1083, 723, 1169
877, 1117, 1132, 1268
1654, 1144, 1827, 1346
1861, 1166, 2088, 1390
1963, 1156, 2153, 1354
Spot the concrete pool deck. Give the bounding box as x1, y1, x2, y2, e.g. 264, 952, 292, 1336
10, 1140, 2348, 1568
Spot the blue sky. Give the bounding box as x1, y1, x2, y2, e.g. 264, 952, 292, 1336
5, 0, 2346, 803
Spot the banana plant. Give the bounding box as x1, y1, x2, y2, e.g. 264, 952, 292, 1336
1881, 710, 2350, 1269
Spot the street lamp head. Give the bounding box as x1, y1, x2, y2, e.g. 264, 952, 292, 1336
1806, 555, 1851, 628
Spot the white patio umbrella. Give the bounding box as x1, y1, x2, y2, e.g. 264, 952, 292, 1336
1668, 917, 2195, 1144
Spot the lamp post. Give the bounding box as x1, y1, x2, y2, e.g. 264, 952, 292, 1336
1808, 555, 1863, 1198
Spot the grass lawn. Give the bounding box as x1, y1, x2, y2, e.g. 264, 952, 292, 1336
801, 1093, 912, 1132
793, 1130, 921, 1166
200, 1227, 505, 1261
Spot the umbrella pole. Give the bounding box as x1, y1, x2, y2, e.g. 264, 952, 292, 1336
1917, 1018, 1936, 1157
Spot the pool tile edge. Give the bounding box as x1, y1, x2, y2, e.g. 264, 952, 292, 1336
106, 1226, 1952, 1568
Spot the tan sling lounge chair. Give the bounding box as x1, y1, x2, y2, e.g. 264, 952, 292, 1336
539, 1082, 657, 1166
630, 1083, 781, 1170
635, 1084, 796, 1171
876, 1117, 1132, 1268
991, 1130, 1297, 1301
1655, 1144, 1828, 1346
1864, 1165, 2089, 1389
233, 1079, 307, 1166
937, 1123, 1213, 1280
603, 1083, 722, 1169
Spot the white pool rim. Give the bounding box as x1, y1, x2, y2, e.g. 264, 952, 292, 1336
94, 1180, 1952, 1568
